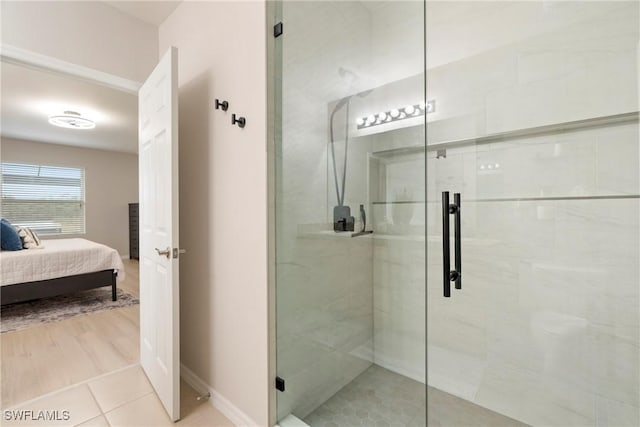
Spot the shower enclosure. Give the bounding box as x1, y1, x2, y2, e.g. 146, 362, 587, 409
272, 1, 639, 426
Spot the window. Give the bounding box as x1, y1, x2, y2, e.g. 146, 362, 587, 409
1, 162, 85, 235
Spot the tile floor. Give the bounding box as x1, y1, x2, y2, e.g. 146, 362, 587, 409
304, 365, 527, 427
2, 365, 235, 427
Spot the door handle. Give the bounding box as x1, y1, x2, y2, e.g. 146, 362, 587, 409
155, 247, 171, 259
442, 191, 462, 297
442, 192, 451, 297
453, 192, 462, 290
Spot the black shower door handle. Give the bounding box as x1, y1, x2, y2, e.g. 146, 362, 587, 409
442, 191, 451, 297
453, 192, 462, 290
442, 191, 462, 298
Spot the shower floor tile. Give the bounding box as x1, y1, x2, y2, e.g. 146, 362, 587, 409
427, 387, 528, 427
304, 365, 424, 427
303, 365, 527, 427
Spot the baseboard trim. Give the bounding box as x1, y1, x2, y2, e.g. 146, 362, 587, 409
180, 363, 259, 427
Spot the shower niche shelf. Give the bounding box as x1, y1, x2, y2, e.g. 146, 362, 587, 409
367, 111, 639, 211
370, 111, 639, 158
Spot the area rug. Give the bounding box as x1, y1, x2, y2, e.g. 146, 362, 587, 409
1, 288, 139, 334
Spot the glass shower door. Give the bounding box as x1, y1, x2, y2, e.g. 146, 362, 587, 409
426, 1, 639, 426
274, 1, 426, 426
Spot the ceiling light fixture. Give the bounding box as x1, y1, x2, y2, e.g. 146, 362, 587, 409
48, 111, 95, 130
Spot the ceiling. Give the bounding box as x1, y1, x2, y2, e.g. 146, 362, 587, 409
1, 61, 138, 154
104, 1, 182, 26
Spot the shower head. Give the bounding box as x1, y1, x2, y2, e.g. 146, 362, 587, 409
335, 91, 371, 110
331, 89, 373, 116
338, 66, 370, 88
337, 66, 373, 100
331, 88, 373, 115
333, 95, 352, 112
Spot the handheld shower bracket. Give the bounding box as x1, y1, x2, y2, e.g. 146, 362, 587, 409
333, 205, 355, 232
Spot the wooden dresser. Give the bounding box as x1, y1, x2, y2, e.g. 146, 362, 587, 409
129, 203, 139, 259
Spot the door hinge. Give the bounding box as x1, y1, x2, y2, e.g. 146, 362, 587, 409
274, 22, 283, 38
275, 376, 285, 392
172, 248, 187, 259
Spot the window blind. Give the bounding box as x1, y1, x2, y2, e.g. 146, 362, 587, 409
1, 162, 85, 235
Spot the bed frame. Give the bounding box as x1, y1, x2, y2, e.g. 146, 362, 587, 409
1, 270, 117, 306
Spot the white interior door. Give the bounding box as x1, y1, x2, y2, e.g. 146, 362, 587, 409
138, 47, 180, 421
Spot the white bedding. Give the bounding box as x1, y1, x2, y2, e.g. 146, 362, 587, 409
0, 238, 125, 287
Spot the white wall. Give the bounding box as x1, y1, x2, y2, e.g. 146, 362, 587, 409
1, 137, 138, 255
158, 2, 269, 425
0, 0, 158, 82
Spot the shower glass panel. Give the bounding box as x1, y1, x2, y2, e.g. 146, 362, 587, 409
274, 1, 426, 425
426, 1, 639, 426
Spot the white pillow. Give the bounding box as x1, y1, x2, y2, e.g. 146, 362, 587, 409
16, 227, 43, 249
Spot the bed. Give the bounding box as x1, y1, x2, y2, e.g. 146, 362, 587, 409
0, 238, 125, 306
